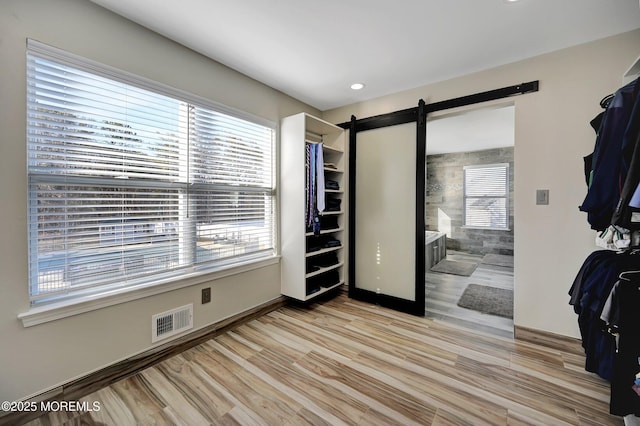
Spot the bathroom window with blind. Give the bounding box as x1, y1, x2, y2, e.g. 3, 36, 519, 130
26, 41, 276, 306
463, 163, 509, 230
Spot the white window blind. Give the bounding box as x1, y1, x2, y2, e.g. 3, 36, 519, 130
27, 44, 275, 305
463, 164, 509, 229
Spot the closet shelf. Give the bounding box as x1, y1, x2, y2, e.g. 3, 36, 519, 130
322, 145, 343, 154
623, 54, 640, 83
305, 245, 342, 258
305, 140, 343, 153
324, 167, 343, 173
305, 227, 343, 237
305, 281, 344, 299
319, 210, 343, 216
305, 262, 344, 279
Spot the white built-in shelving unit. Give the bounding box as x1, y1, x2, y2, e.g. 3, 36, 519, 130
281, 113, 346, 301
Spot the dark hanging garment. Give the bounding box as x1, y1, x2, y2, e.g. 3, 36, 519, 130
569, 251, 640, 382
580, 78, 640, 231
583, 153, 594, 187
610, 88, 640, 230
603, 272, 640, 416
305, 143, 325, 234
583, 111, 605, 187
583, 110, 613, 188
569, 251, 617, 381
591, 111, 605, 133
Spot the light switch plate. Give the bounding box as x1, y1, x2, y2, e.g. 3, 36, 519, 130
536, 189, 549, 205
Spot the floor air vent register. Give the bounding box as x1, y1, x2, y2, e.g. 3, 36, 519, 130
151, 304, 193, 343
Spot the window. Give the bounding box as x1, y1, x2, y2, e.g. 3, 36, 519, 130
27, 41, 275, 306
463, 163, 509, 229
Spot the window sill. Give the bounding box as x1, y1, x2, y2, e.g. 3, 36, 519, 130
18, 255, 281, 328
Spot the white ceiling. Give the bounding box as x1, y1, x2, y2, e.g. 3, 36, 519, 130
90, 0, 640, 111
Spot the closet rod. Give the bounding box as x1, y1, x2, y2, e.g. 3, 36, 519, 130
337, 80, 539, 130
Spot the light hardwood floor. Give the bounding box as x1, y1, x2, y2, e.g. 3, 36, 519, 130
22, 289, 619, 425
425, 250, 514, 338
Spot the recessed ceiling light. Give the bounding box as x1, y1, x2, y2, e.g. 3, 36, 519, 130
350, 83, 365, 90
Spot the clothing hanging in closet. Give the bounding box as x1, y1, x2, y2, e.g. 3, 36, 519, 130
572, 74, 640, 419
568, 250, 639, 382
579, 77, 640, 232
601, 270, 640, 416
611, 93, 640, 229
306, 143, 325, 234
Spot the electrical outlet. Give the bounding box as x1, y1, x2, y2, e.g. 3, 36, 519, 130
201, 287, 211, 304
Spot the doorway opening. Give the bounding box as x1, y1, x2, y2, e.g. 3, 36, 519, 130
424, 104, 515, 338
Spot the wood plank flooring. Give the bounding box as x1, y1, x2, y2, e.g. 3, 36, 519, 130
22, 289, 619, 425
426, 251, 514, 338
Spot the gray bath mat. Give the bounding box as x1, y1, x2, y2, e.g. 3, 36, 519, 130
430, 259, 478, 276
457, 284, 513, 319
481, 254, 514, 268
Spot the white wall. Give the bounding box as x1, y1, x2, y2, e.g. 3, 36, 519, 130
323, 29, 640, 339
0, 0, 319, 402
